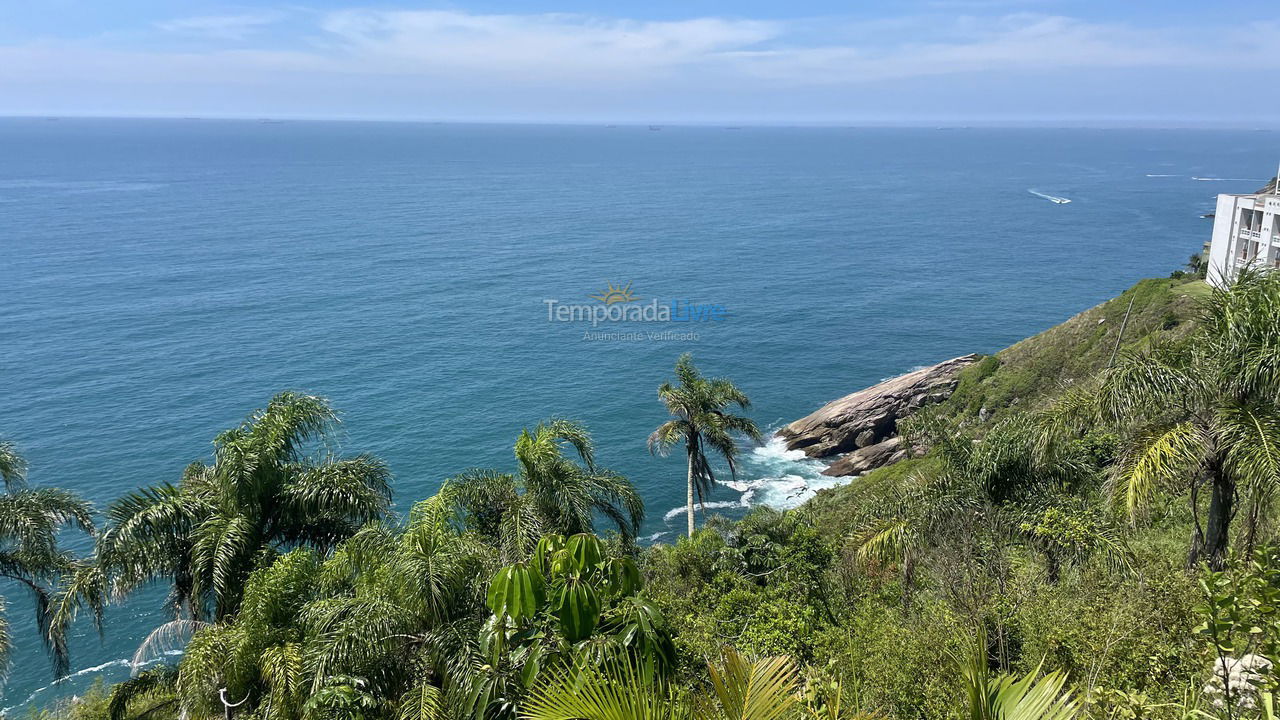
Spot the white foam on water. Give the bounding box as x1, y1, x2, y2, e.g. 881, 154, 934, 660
740, 435, 860, 509
751, 474, 809, 508
1145, 174, 1181, 177
880, 364, 928, 382
663, 500, 746, 521
654, 434, 860, 532
3, 651, 183, 713
750, 435, 811, 464
1191, 177, 1266, 182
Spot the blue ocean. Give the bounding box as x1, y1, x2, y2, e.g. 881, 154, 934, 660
1, 119, 1273, 707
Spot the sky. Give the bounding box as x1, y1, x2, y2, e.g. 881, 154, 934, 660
0, 0, 1276, 124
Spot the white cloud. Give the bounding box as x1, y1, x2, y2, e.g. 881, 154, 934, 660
300, 10, 1269, 85
725, 15, 1230, 85
0, 8, 1274, 120
155, 13, 281, 41
314, 10, 778, 82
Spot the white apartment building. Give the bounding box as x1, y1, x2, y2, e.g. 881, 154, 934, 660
1206, 189, 1280, 287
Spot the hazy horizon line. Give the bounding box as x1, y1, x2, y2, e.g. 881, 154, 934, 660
2, 113, 1278, 131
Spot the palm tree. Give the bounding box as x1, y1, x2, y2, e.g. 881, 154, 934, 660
1087, 269, 1280, 569
648, 354, 762, 538
97, 392, 392, 657
453, 419, 644, 555
0, 440, 102, 678
174, 487, 487, 720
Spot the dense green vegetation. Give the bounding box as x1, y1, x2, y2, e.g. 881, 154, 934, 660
11, 271, 1280, 720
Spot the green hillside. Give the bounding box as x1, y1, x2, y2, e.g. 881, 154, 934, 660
943, 277, 1210, 424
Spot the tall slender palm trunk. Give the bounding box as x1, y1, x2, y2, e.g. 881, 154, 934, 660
686, 447, 696, 538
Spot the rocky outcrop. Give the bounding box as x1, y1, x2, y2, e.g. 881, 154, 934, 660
820, 436, 907, 477
778, 354, 979, 476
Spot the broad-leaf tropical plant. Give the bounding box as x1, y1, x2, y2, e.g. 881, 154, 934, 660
478, 532, 674, 720
649, 354, 762, 538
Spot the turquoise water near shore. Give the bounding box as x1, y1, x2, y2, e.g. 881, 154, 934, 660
1, 119, 1273, 707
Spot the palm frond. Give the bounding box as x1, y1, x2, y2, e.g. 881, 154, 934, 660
233, 391, 337, 468
1110, 421, 1204, 519
132, 618, 208, 672
46, 560, 107, 677
260, 642, 306, 720
708, 647, 798, 720
398, 680, 445, 720
450, 469, 520, 540
98, 483, 206, 601
1099, 341, 1201, 423
851, 518, 916, 571
107, 665, 179, 720
278, 454, 393, 547
543, 418, 598, 471
960, 631, 1080, 720
191, 512, 260, 618
1218, 403, 1280, 492
523, 656, 685, 720
647, 420, 688, 457
497, 496, 545, 563
0, 440, 28, 491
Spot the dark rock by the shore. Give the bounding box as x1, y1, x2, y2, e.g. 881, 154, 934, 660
821, 436, 908, 476
778, 354, 979, 476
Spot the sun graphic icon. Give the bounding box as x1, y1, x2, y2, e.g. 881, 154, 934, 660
589, 282, 640, 305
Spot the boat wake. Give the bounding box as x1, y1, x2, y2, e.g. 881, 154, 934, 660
1192, 177, 1266, 182
1145, 174, 1181, 177
1028, 189, 1071, 204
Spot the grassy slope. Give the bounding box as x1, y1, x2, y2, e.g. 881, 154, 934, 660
942, 276, 1209, 424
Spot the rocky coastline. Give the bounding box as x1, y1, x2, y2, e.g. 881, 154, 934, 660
777, 354, 980, 477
